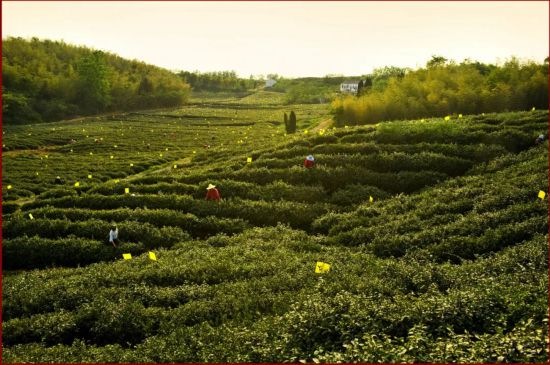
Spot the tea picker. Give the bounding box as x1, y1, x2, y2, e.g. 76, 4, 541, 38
109, 225, 119, 248
205, 183, 221, 202
304, 155, 315, 169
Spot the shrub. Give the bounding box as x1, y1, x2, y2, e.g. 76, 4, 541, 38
3, 235, 143, 269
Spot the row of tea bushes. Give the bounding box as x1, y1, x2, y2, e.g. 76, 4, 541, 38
3, 236, 143, 269
24, 207, 250, 238
3, 216, 190, 249
322, 146, 548, 260
21, 195, 334, 231
3, 233, 546, 362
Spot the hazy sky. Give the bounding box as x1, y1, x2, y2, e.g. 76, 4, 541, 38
3, 1, 548, 77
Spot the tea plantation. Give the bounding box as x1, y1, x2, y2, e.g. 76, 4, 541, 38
2, 100, 548, 362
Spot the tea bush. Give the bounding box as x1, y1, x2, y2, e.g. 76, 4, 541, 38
3, 236, 143, 269
2, 110, 548, 363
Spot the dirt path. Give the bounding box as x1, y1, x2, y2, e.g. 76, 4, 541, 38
311, 118, 333, 132
9, 196, 37, 206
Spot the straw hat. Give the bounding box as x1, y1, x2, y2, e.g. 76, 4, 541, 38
306, 155, 314, 161
206, 183, 216, 190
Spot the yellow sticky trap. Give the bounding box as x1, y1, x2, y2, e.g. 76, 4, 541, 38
125, 188, 130, 194
130, 163, 134, 167
148, 252, 157, 261
173, 164, 177, 169
315, 261, 331, 274
247, 157, 252, 163
421, 119, 425, 122
458, 114, 463, 118
114, 179, 120, 183
165, 148, 169, 151
123, 253, 132, 260
532, 107, 536, 111
444, 116, 450, 121
538, 190, 546, 200
29, 213, 34, 220
110, 155, 114, 159
89, 152, 93, 155
304, 130, 308, 134
45, 155, 49, 159
36, 172, 39, 176
88, 174, 92, 179
193, 151, 196, 154
369, 196, 374, 203
114, 145, 118, 148
74, 182, 80, 187
7, 185, 12, 190
159, 153, 163, 157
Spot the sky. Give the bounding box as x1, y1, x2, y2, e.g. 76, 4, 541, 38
2, 1, 549, 78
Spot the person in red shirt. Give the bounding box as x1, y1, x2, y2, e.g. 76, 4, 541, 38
205, 183, 221, 201
304, 155, 315, 169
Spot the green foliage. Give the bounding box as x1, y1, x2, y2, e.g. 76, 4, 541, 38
332, 58, 549, 125
2, 108, 548, 363
3, 214, 191, 250
265, 76, 342, 104
2, 37, 191, 123
178, 70, 254, 92
76, 51, 111, 113
285, 110, 297, 134
2, 91, 42, 124
2, 235, 143, 269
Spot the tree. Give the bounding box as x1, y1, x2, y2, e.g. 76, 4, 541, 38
427, 55, 448, 68
357, 80, 364, 96
76, 51, 111, 113
287, 111, 297, 134
363, 76, 373, 88
137, 76, 154, 94
284, 112, 297, 134
2, 91, 41, 124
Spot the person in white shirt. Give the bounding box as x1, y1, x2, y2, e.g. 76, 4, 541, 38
109, 225, 119, 248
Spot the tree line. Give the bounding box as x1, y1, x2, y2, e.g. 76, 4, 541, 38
177, 70, 256, 91
332, 56, 549, 126
2, 37, 191, 124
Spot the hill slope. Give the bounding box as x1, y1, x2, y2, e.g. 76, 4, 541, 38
2, 37, 190, 124
2, 110, 548, 362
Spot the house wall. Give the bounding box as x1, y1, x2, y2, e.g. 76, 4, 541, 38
340, 84, 358, 93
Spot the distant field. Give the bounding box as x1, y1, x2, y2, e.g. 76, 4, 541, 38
2, 91, 328, 203
1, 99, 548, 362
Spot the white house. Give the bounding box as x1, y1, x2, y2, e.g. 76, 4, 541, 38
265, 79, 277, 88
340, 80, 361, 94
